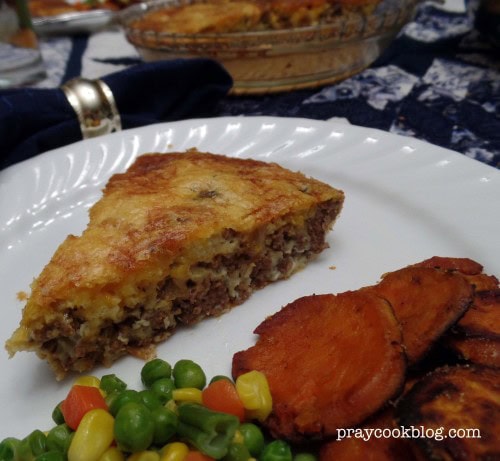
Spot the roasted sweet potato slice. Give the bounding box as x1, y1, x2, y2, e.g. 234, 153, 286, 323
396, 365, 500, 460
319, 378, 424, 461
413, 258, 500, 368
413, 256, 485, 275
232, 291, 406, 442
413, 256, 499, 291
446, 289, 500, 368
447, 337, 500, 369
464, 273, 499, 291
369, 266, 474, 365
319, 407, 421, 461
454, 289, 500, 337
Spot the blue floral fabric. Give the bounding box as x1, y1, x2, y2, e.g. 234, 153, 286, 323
218, 0, 500, 168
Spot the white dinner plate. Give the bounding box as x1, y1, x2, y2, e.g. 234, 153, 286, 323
33, 9, 117, 35
0, 116, 499, 439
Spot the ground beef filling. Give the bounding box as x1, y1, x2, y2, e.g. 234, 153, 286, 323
37, 200, 340, 374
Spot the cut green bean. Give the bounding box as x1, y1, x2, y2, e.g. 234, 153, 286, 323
46, 424, 73, 456
35, 451, 66, 461
24, 429, 47, 457
151, 406, 178, 446
176, 403, 239, 459
0, 438, 21, 461
51, 402, 65, 425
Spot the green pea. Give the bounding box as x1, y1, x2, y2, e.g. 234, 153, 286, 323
209, 375, 233, 384
224, 443, 252, 461
109, 389, 141, 416
114, 402, 155, 453
151, 378, 175, 404
239, 423, 265, 457
46, 424, 73, 456
35, 451, 66, 461
100, 373, 127, 395
173, 359, 206, 389
293, 454, 317, 461
23, 430, 47, 456
139, 389, 163, 411
51, 402, 65, 425
260, 440, 292, 461
151, 406, 178, 446
141, 358, 172, 388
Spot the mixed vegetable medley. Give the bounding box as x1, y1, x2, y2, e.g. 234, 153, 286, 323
0, 358, 316, 461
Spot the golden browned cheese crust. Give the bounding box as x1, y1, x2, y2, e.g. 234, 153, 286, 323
130, 3, 263, 34
129, 0, 383, 34
6, 151, 344, 379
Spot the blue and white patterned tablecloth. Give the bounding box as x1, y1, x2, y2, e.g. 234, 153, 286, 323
35, 0, 500, 168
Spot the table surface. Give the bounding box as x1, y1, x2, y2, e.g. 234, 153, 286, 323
33, 0, 499, 169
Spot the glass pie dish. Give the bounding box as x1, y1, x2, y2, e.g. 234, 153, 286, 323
119, 0, 423, 95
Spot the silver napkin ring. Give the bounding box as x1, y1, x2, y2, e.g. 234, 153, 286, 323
62, 77, 122, 139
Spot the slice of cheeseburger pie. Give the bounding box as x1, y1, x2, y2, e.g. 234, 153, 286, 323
6, 151, 344, 379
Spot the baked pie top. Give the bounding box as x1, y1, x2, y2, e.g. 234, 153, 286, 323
128, 0, 382, 35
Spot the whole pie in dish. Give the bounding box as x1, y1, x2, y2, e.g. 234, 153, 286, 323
121, 0, 410, 94
6, 151, 344, 379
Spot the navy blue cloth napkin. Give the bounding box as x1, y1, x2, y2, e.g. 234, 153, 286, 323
0, 59, 233, 170
218, 2, 500, 168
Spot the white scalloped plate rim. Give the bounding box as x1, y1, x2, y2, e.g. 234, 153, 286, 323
0, 116, 499, 438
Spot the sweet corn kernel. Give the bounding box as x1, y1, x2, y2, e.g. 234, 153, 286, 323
98, 447, 125, 461
128, 451, 161, 461
160, 442, 189, 461
68, 409, 114, 461
172, 388, 203, 404
235, 371, 273, 422
73, 375, 101, 388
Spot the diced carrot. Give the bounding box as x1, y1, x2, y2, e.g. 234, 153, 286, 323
202, 379, 245, 422
184, 451, 215, 461
60, 384, 108, 430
